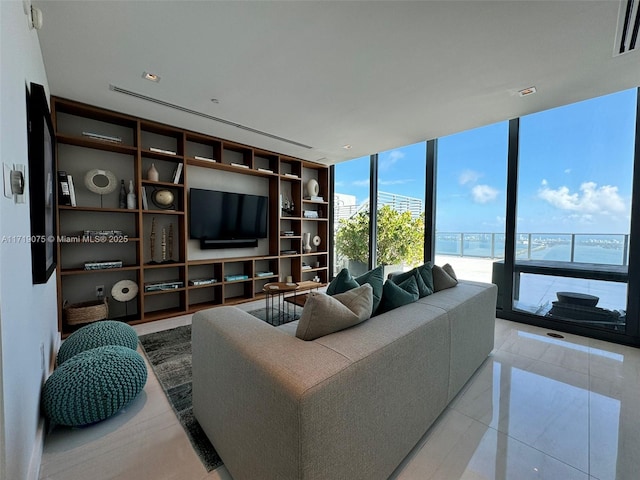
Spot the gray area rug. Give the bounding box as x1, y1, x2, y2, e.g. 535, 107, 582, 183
138, 307, 298, 472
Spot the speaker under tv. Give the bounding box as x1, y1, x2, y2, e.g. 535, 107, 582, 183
189, 188, 268, 249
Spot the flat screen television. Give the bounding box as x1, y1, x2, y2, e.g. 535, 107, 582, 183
189, 188, 268, 249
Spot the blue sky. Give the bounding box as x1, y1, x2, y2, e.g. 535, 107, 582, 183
336, 88, 636, 235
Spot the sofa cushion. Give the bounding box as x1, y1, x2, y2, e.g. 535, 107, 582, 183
354, 265, 384, 314
326, 268, 359, 295
443, 263, 457, 281
416, 262, 435, 293
390, 267, 432, 298
296, 284, 373, 340
378, 276, 419, 314
432, 264, 458, 291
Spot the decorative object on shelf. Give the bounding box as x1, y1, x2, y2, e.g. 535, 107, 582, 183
141, 186, 149, 209
303, 210, 319, 218
161, 227, 167, 262
111, 279, 139, 317
281, 194, 295, 216
84, 260, 123, 270
151, 188, 175, 209
168, 224, 174, 261
63, 297, 109, 325
126, 179, 136, 209
313, 275, 321, 283
111, 280, 139, 302
85, 169, 118, 199
119, 179, 126, 208
312, 235, 321, 249
306, 178, 319, 198
303, 232, 312, 253
149, 217, 156, 263
147, 163, 159, 181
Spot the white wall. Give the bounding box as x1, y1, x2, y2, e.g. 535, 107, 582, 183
0, 2, 58, 479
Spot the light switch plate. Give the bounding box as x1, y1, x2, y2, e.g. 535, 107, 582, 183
3, 163, 12, 199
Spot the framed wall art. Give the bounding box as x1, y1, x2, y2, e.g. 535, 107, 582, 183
27, 82, 57, 284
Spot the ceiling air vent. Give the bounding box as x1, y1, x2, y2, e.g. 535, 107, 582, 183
614, 0, 640, 56
108, 84, 313, 149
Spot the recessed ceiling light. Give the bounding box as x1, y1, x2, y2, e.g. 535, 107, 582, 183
142, 72, 160, 83
342, 144, 352, 150
210, 98, 220, 104
518, 86, 537, 97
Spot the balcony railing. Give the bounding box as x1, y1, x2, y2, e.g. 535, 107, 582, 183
435, 232, 630, 266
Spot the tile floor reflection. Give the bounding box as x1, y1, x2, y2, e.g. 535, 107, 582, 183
40, 315, 640, 480
391, 319, 640, 480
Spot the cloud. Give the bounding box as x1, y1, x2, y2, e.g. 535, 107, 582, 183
471, 184, 499, 203
379, 179, 415, 186
459, 169, 482, 185
538, 181, 626, 214
334, 180, 345, 187
352, 179, 370, 187
380, 150, 405, 170
564, 169, 571, 174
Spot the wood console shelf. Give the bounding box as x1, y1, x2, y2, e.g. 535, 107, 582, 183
52, 97, 330, 336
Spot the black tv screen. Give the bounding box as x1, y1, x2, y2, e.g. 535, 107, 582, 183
189, 188, 268, 247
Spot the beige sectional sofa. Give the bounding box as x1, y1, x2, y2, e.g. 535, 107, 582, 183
192, 280, 497, 480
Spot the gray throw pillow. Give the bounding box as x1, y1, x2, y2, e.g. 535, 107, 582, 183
296, 284, 373, 340
432, 264, 458, 291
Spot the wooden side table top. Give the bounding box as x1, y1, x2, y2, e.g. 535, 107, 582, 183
263, 282, 300, 293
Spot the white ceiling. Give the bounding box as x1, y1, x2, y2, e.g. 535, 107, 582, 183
34, 0, 639, 165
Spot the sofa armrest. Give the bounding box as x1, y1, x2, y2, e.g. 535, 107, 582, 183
191, 307, 350, 480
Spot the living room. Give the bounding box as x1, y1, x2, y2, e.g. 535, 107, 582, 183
2, 1, 640, 480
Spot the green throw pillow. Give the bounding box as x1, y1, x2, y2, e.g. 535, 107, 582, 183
390, 268, 431, 298
378, 275, 419, 314
416, 263, 435, 294
354, 265, 384, 314
326, 268, 359, 295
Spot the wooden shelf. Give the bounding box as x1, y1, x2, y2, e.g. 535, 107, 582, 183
53, 95, 329, 335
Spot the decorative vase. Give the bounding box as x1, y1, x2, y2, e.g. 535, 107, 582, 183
303, 232, 312, 253
119, 180, 126, 209
147, 163, 159, 181
126, 180, 136, 209
306, 178, 319, 198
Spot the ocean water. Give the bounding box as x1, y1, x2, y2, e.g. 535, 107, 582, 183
435, 234, 628, 265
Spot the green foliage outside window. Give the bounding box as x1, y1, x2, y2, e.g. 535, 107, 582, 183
336, 205, 424, 267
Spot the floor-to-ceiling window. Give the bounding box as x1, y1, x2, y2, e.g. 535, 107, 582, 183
513, 89, 636, 333
334, 155, 371, 276
436, 122, 509, 282
375, 143, 426, 275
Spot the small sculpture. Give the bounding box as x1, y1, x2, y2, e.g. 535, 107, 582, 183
126, 180, 136, 209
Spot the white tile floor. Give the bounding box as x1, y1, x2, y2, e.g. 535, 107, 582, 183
39, 309, 640, 479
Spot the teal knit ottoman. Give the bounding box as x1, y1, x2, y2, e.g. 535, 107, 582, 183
42, 345, 147, 426
57, 320, 139, 365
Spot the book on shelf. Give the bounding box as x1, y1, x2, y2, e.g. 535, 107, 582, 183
280, 249, 297, 255
84, 260, 123, 270
280, 230, 295, 236
224, 274, 249, 282
303, 210, 319, 218
82, 131, 122, 144
141, 186, 149, 210
67, 174, 77, 207
172, 163, 183, 184
284, 173, 299, 179
304, 196, 325, 202
189, 278, 218, 286
149, 147, 176, 155
83, 229, 123, 237
194, 155, 216, 162
256, 271, 274, 277
144, 280, 183, 292
231, 162, 249, 169
57, 171, 72, 206
257, 168, 273, 174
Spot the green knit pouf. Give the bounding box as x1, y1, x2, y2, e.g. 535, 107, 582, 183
42, 345, 147, 426
57, 320, 139, 365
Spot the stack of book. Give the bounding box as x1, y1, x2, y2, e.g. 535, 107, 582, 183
84, 260, 123, 270
304, 196, 324, 202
